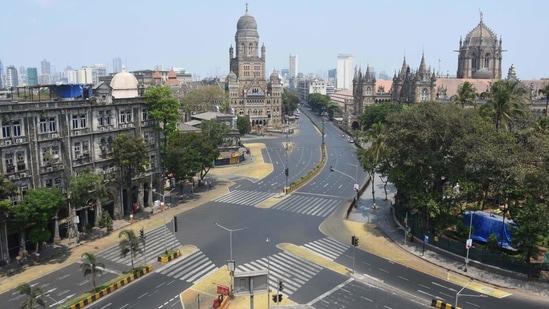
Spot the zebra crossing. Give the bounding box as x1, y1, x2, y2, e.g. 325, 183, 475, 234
235, 251, 323, 296
156, 250, 217, 283
213, 190, 276, 206
271, 194, 343, 217
96, 226, 181, 267
301, 237, 349, 261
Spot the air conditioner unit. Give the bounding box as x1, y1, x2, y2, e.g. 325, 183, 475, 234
107, 126, 112, 130
51, 133, 59, 138
100, 127, 105, 132
4, 140, 12, 146
15, 138, 23, 144
20, 173, 27, 178
8, 175, 15, 180
120, 124, 126, 129
74, 131, 80, 135
128, 123, 134, 127
46, 167, 53, 172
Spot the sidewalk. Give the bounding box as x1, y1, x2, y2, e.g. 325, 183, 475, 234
345, 173, 549, 299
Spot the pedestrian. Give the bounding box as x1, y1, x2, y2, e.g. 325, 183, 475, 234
209, 182, 212, 190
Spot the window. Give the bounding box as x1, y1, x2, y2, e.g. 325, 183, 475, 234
72, 115, 79, 129
39, 118, 47, 133
13, 121, 21, 136
4, 153, 13, 166
366, 87, 372, 95
49, 117, 57, 132
74, 142, 81, 154
120, 109, 131, 123
421, 88, 429, 101
120, 110, 127, 123
82, 141, 89, 152
98, 111, 104, 126
484, 53, 491, 68
105, 110, 112, 125
16, 151, 24, 162
1, 124, 10, 138
142, 109, 149, 121
80, 115, 87, 128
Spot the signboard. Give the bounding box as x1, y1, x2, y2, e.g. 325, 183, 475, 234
217, 284, 230, 295
234, 269, 268, 296
354, 183, 359, 191
424, 235, 429, 244
466, 238, 473, 249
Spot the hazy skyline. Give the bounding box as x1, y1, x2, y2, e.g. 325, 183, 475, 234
1, 0, 548, 80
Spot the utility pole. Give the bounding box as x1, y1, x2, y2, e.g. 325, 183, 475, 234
285, 132, 289, 192
321, 111, 325, 146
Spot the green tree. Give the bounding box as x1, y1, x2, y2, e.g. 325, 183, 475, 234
201, 119, 230, 148
237, 116, 252, 135
282, 89, 300, 116
360, 102, 403, 130
16, 282, 45, 309
180, 86, 229, 120
165, 131, 204, 183
539, 83, 549, 117
80, 252, 105, 291
359, 122, 388, 206
119, 229, 143, 270
0, 175, 15, 260
112, 134, 149, 216
307, 93, 330, 113
450, 81, 477, 108
144, 85, 180, 171
480, 79, 529, 131
68, 168, 106, 226
325, 101, 340, 120
11, 188, 63, 252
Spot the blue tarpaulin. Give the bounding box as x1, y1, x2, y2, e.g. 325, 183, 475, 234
463, 211, 517, 249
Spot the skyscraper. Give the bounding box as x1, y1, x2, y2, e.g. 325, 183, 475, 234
0, 59, 3, 89
27, 68, 38, 86
40, 59, 51, 84
5, 66, 18, 88
289, 54, 298, 79
336, 54, 354, 90
113, 57, 122, 73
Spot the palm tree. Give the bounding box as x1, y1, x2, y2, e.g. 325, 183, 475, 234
80, 252, 105, 291
539, 83, 549, 117
451, 81, 477, 108
119, 229, 142, 270
481, 80, 529, 131
359, 122, 388, 207
17, 282, 45, 309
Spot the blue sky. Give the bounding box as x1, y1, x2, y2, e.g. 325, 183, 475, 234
1, 0, 548, 80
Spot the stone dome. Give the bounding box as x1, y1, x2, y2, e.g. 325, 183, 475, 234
472, 68, 493, 79
236, 12, 258, 38
464, 21, 498, 47
228, 71, 237, 82
110, 66, 138, 90
270, 70, 280, 81
110, 66, 139, 98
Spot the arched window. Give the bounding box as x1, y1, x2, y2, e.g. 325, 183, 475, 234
421, 88, 429, 101
471, 53, 477, 69
366, 87, 372, 95
484, 53, 491, 68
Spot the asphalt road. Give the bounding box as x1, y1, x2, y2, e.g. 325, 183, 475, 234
3, 108, 549, 309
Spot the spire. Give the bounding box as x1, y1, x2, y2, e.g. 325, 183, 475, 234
400, 57, 407, 76
245, 1, 248, 14
418, 52, 427, 74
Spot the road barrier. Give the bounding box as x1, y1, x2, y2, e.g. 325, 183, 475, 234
431, 298, 461, 309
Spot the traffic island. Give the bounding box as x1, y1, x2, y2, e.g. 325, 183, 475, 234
158, 249, 181, 263
65, 265, 154, 309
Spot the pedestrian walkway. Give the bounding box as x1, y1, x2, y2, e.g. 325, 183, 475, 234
345, 173, 549, 299
213, 189, 276, 206
271, 194, 344, 217
156, 249, 217, 283
300, 237, 349, 261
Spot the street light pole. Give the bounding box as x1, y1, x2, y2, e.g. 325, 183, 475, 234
455, 279, 487, 308
465, 211, 474, 272
266, 238, 270, 309
321, 110, 325, 146
214, 222, 248, 294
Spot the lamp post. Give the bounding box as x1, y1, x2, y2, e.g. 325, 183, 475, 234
215, 222, 248, 294
266, 237, 271, 309
321, 107, 326, 146
464, 211, 474, 272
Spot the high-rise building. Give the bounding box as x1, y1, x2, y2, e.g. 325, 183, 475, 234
336, 54, 354, 90
18, 66, 27, 86
78, 67, 93, 84
5, 66, 18, 88
113, 57, 122, 74
27, 68, 38, 86
0, 59, 4, 89
289, 54, 298, 79
91, 64, 107, 84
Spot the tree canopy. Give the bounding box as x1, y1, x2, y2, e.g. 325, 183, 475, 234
282, 89, 300, 116
180, 86, 229, 120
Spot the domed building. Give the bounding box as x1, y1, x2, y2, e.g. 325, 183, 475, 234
225, 6, 283, 127
110, 66, 139, 98
456, 12, 503, 79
